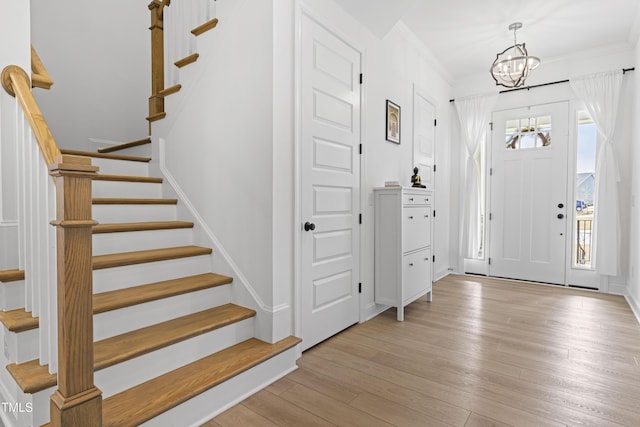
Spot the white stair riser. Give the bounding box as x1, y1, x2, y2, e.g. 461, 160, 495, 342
93, 228, 194, 256
93, 204, 177, 223
92, 180, 162, 199
1, 281, 25, 311
92, 158, 149, 176
93, 255, 212, 293
96, 318, 254, 398
3, 328, 39, 364
142, 347, 298, 427
93, 285, 231, 341
0, 367, 41, 427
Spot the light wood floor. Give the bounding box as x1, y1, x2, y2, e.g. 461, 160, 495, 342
206, 275, 640, 427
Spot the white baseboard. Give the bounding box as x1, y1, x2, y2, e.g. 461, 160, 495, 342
625, 291, 640, 325
363, 302, 390, 322
608, 282, 627, 295
433, 269, 451, 282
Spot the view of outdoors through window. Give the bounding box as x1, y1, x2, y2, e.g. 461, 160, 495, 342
575, 111, 596, 268
505, 115, 552, 149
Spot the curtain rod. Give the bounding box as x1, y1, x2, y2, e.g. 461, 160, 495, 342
449, 67, 635, 103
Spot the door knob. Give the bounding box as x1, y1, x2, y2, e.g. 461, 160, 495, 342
557, 203, 564, 209
557, 213, 564, 219
304, 222, 316, 231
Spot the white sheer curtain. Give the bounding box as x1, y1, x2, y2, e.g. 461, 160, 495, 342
455, 93, 497, 259
570, 70, 623, 276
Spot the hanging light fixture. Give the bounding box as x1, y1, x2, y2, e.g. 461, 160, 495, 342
490, 22, 540, 88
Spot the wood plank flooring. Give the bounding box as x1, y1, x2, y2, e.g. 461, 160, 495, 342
206, 275, 640, 427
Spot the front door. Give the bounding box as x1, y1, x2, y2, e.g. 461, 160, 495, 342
489, 102, 569, 284
300, 13, 361, 350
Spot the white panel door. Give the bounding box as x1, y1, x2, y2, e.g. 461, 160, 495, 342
413, 88, 436, 190
300, 14, 361, 350
489, 102, 569, 284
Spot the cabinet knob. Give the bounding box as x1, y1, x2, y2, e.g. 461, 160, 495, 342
409, 263, 414, 267
408, 216, 414, 219
409, 198, 414, 201
424, 214, 429, 218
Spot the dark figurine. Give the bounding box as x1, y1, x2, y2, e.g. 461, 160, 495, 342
411, 167, 426, 188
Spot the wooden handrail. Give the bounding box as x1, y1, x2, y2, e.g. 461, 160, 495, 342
30, 45, 53, 90
1, 65, 61, 166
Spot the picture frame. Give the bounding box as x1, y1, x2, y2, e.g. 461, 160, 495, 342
386, 100, 401, 144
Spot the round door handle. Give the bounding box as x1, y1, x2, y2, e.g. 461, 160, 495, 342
557, 214, 564, 219
558, 203, 564, 209
304, 222, 316, 231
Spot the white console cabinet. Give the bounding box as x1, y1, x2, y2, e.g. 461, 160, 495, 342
374, 187, 432, 320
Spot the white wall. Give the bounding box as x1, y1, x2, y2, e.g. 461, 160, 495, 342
152, 0, 276, 320
0, 0, 31, 269
627, 39, 640, 320
452, 47, 636, 291
30, 0, 149, 150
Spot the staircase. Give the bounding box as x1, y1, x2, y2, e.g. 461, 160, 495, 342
0, 147, 299, 427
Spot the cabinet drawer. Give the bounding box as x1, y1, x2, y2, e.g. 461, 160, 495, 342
402, 207, 430, 252
403, 250, 430, 301
403, 192, 431, 206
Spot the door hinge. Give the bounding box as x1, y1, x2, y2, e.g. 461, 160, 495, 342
359, 213, 362, 224
433, 164, 436, 173
433, 210, 436, 217
490, 167, 493, 176
432, 255, 435, 263
490, 122, 493, 131
434, 119, 437, 127
359, 73, 363, 84
359, 144, 362, 155
488, 257, 492, 265
358, 282, 362, 293
489, 213, 492, 220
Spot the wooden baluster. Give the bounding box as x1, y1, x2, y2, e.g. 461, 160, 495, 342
148, 0, 166, 127
49, 154, 101, 427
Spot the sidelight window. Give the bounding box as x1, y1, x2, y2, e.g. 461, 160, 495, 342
574, 111, 596, 268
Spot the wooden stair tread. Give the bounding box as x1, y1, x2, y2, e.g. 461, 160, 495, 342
97, 138, 151, 154
93, 174, 163, 183
93, 273, 232, 314
102, 336, 300, 427
0, 308, 38, 332
93, 245, 212, 270
159, 84, 181, 96
93, 198, 177, 205
175, 53, 199, 68
7, 304, 256, 394
93, 221, 194, 234
0, 269, 25, 282
146, 112, 166, 122
60, 149, 151, 163
191, 18, 218, 36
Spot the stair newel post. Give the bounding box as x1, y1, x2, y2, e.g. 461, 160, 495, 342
48, 154, 102, 427
148, 0, 167, 126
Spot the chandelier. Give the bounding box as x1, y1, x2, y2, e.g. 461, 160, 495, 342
490, 22, 540, 88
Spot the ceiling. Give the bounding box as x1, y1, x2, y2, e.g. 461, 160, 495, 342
334, 0, 640, 80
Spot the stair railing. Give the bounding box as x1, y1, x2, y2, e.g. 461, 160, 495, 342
1, 65, 102, 426
147, 0, 217, 122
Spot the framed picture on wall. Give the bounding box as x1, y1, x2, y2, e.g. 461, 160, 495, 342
386, 100, 401, 144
